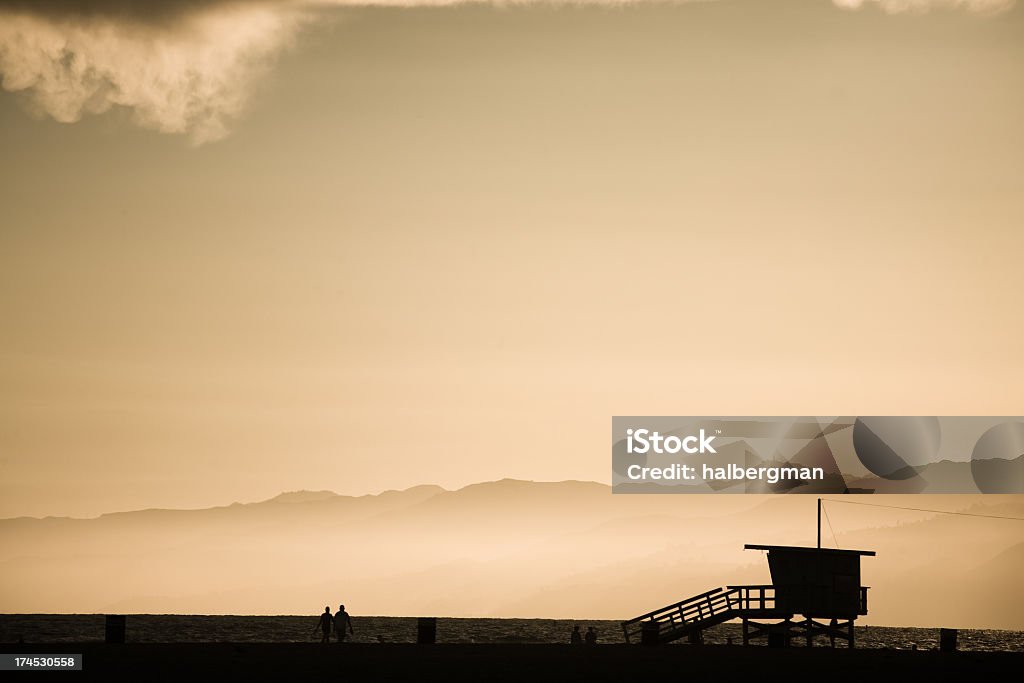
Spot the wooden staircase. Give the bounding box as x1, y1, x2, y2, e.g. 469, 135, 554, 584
621, 585, 787, 644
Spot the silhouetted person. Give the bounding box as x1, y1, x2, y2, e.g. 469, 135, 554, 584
316, 606, 333, 643
570, 624, 582, 645
829, 618, 838, 648
585, 626, 597, 645
334, 604, 354, 642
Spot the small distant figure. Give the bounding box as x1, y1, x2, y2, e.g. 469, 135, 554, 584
570, 624, 583, 645
334, 604, 354, 642
828, 617, 838, 648
316, 606, 333, 643
585, 626, 597, 646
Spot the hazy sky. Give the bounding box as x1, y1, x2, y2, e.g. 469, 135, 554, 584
1, 0, 1023, 517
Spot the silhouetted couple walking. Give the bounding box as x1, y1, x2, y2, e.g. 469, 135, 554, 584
316, 604, 354, 643
571, 624, 597, 645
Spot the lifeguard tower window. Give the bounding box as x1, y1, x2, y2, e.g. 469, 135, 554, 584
744, 545, 875, 619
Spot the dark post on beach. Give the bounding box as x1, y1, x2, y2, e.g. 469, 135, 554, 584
105, 615, 126, 644
418, 617, 437, 645
940, 629, 958, 652
768, 625, 788, 649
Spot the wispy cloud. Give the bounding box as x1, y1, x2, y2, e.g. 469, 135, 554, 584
0, 2, 307, 144
0, 0, 1016, 144
833, 0, 1015, 13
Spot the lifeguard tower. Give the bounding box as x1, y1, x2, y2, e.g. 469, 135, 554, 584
622, 504, 875, 647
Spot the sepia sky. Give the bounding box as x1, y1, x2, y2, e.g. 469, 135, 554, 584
1, 0, 1023, 518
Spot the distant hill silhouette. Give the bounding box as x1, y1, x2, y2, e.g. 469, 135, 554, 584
266, 490, 342, 504
1, 481, 1021, 629
843, 455, 1024, 494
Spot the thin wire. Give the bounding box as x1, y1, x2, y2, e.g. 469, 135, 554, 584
823, 498, 1024, 521
821, 501, 840, 548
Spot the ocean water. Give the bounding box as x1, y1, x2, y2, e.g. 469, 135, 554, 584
0, 615, 1020, 652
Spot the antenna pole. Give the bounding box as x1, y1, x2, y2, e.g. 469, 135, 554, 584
817, 498, 821, 549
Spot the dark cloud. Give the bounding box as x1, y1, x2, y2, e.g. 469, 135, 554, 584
0, 1, 271, 23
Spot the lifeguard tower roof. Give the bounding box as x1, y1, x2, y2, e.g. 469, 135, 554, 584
744, 544, 876, 556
